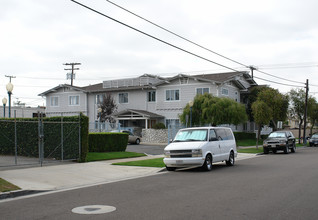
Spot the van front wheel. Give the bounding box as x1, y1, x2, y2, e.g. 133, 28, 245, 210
202, 154, 212, 171
226, 151, 235, 166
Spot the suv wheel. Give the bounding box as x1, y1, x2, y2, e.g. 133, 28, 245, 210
263, 147, 269, 154
291, 143, 296, 153
284, 145, 289, 154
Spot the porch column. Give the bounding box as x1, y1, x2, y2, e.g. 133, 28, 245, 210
145, 118, 148, 129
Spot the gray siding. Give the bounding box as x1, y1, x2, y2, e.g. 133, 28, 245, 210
45, 87, 87, 115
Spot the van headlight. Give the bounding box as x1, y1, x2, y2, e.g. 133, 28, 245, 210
192, 149, 202, 157
164, 150, 171, 158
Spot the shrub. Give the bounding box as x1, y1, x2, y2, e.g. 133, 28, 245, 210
153, 123, 166, 129
0, 114, 89, 162
233, 132, 256, 140
89, 132, 128, 152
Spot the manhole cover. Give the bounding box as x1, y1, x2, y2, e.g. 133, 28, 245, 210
72, 205, 116, 215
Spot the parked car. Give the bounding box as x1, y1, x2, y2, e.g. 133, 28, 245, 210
111, 130, 141, 145
163, 127, 237, 171
309, 133, 318, 146
263, 131, 296, 154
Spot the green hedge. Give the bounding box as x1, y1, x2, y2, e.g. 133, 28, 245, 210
0, 114, 89, 162
89, 132, 128, 152
153, 123, 166, 129
233, 132, 256, 140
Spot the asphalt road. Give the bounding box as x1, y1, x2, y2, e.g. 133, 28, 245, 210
1, 147, 318, 219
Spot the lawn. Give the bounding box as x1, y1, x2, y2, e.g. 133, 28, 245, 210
0, 178, 20, 193
237, 147, 264, 154
113, 157, 165, 167
86, 152, 146, 162
236, 138, 264, 147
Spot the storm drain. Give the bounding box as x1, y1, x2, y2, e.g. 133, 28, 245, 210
72, 205, 116, 215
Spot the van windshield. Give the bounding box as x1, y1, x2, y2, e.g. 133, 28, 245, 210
174, 129, 208, 142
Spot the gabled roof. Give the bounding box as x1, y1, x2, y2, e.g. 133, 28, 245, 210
39, 72, 258, 96
38, 84, 86, 96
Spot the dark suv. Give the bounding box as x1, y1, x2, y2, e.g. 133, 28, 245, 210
263, 131, 296, 154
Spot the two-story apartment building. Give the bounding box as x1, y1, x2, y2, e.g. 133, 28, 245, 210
38, 71, 257, 131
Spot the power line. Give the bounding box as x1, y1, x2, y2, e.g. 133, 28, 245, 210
70, 0, 241, 73
253, 76, 304, 88
105, 0, 249, 69
104, 0, 308, 86
256, 69, 304, 84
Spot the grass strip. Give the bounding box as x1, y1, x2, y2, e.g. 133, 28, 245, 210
237, 147, 264, 154
113, 157, 165, 167
86, 152, 146, 162
0, 178, 20, 193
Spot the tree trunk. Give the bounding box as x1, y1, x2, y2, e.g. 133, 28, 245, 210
256, 124, 261, 150
271, 120, 277, 131
298, 119, 303, 144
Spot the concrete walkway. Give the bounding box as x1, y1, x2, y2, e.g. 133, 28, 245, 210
0, 153, 260, 195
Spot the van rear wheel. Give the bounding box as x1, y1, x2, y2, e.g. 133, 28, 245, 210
226, 151, 235, 166
202, 154, 212, 171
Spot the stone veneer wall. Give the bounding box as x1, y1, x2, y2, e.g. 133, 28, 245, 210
141, 129, 168, 143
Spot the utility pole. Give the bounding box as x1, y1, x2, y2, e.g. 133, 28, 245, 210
5, 75, 16, 82
63, 63, 81, 86
303, 79, 309, 145
248, 66, 257, 79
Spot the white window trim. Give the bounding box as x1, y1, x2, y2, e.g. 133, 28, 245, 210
196, 87, 210, 95
50, 96, 59, 107
221, 88, 229, 96
118, 92, 129, 104
165, 89, 180, 102
69, 95, 80, 106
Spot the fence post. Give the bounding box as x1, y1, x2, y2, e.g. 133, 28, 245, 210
14, 110, 17, 165
78, 113, 81, 160
168, 124, 171, 144
61, 113, 64, 161
38, 112, 44, 167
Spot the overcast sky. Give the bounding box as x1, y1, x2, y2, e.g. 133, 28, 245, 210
1, 0, 317, 107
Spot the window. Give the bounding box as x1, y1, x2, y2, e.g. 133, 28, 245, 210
222, 88, 229, 96
69, 95, 79, 106
166, 90, 179, 101
96, 94, 103, 104
50, 97, 58, 106
209, 129, 217, 141
196, 88, 209, 95
119, 93, 128, 103
147, 91, 156, 102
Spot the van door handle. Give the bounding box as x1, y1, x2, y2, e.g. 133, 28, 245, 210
219, 145, 221, 148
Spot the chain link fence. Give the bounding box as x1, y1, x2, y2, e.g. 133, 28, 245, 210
0, 111, 81, 168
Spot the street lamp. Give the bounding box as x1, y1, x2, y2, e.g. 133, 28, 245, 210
189, 100, 194, 127
6, 82, 14, 118
2, 97, 7, 118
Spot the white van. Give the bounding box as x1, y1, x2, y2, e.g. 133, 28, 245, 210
163, 127, 237, 171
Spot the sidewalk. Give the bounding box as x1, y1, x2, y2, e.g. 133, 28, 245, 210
0, 155, 164, 192
0, 153, 259, 198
